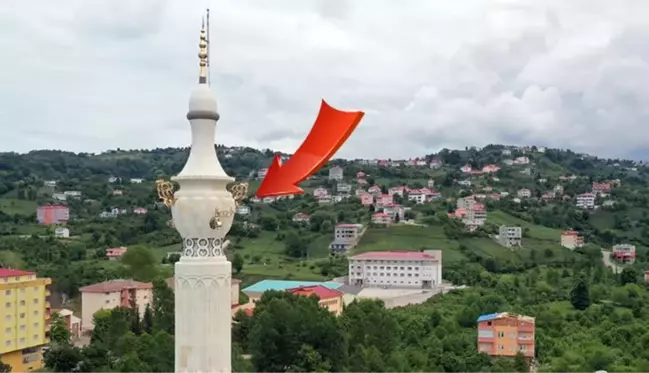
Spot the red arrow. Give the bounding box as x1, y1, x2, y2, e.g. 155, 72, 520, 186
256, 99, 365, 198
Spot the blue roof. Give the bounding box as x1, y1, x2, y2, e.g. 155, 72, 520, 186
476, 313, 501, 322
242, 280, 343, 293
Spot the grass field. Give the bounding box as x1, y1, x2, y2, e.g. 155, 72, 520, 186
226, 231, 331, 280
0, 198, 37, 216
488, 210, 564, 240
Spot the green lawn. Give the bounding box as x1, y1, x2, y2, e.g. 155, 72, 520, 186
0, 198, 37, 215
229, 232, 330, 280
488, 210, 564, 240
352, 225, 467, 264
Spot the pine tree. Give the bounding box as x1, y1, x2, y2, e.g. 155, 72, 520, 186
570, 274, 591, 310
129, 293, 141, 335
143, 303, 154, 334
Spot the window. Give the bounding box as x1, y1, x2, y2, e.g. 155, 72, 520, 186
33, 334, 38, 340
33, 310, 38, 316
4, 302, 9, 308
20, 288, 25, 293
4, 328, 10, 334
19, 300, 25, 306
105, 300, 110, 304
498, 344, 504, 351
4, 290, 10, 295
33, 323, 39, 328
5, 341, 10, 346
498, 332, 504, 338
19, 338, 25, 344
20, 313, 25, 319
5, 315, 10, 321
20, 325, 25, 331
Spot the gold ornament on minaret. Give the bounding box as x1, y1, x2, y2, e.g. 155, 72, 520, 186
229, 182, 249, 207
198, 19, 208, 84
156, 179, 176, 207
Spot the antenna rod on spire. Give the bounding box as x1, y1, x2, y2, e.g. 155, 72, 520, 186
206, 8, 211, 87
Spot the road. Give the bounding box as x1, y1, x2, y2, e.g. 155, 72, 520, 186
601, 249, 622, 273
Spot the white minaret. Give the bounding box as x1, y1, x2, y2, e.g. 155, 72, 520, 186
168, 16, 236, 373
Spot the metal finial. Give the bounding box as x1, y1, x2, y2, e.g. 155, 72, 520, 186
198, 16, 208, 84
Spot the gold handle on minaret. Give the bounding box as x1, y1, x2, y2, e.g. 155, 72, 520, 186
229, 182, 249, 207
156, 179, 177, 207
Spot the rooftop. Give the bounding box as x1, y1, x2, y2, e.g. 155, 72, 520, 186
350, 251, 437, 260
79, 279, 153, 293
242, 280, 343, 293
477, 312, 535, 323
287, 285, 343, 300
0, 269, 34, 278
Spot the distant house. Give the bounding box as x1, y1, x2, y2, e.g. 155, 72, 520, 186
368, 185, 382, 195
37, 205, 70, 225
52, 193, 67, 201
64, 191, 82, 198
112, 190, 123, 196
313, 187, 328, 198
576, 193, 596, 209
477, 312, 535, 359
561, 230, 584, 249
130, 178, 144, 184
133, 207, 147, 215
108, 176, 119, 183
514, 157, 530, 165
44, 180, 57, 187
429, 158, 442, 169
242, 280, 343, 304
348, 250, 442, 289
106, 247, 128, 260
356, 171, 366, 179
236, 205, 250, 215
371, 212, 392, 226
80, 280, 152, 330
328, 166, 344, 181
55, 308, 81, 340
592, 182, 612, 196
517, 189, 532, 198
461, 164, 473, 173
612, 244, 636, 264
360, 193, 374, 206
54, 227, 70, 238
329, 223, 364, 254
288, 285, 344, 316
257, 168, 268, 179
375, 194, 394, 207
336, 183, 352, 193
498, 226, 522, 247
292, 212, 311, 223
644, 270, 649, 283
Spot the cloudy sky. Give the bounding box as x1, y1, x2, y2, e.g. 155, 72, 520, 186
1, 0, 649, 160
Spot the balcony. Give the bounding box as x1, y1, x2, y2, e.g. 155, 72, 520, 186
45, 301, 51, 308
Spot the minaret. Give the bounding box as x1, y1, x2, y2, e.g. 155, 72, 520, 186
171, 15, 235, 373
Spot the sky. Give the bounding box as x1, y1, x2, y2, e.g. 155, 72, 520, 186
1, 0, 649, 160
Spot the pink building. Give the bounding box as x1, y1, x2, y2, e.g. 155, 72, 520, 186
612, 244, 636, 263
371, 212, 392, 226
37, 205, 70, 225
375, 194, 394, 207
106, 247, 128, 260
133, 207, 148, 214
368, 185, 382, 195
79, 280, 153, 330
360, 193, 374, 206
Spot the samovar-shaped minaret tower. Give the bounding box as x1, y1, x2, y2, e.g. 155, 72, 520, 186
162, 16, 243, 373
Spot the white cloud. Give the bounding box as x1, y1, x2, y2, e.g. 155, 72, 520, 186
1, 0, 649, 160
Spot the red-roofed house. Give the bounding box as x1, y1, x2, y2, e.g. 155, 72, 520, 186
368, 185, 382, 195
375, 194, 394, 207
388, 186, 407, 197
371, 212, 392, 226
560, 230, 584, 249
348, 250, 442, 289
80, 280, 153, 330
461, 164, 472, 173
360, 193, 374, 206
287, 285, 344, 315
592, 182, 612, 195
106, 247, 128, 260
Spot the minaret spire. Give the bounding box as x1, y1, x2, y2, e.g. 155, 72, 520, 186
206, 8, 211, 86
198, 15, 208, 84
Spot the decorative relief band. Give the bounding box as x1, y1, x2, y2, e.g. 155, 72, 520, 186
182, 237, 225, 257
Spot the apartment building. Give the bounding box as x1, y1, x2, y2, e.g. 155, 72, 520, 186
80, 280, 153, 331
0, 269, 52, 372
36, 205, 69, 225
560, 230, 584, 249
477, 312, 535, 359
498, 226, 522, 247
576, 193, 596, 209
348, 250, 442, 289
329, 224, 364, 253
371, 212, 392, 226
612, 244, 636, 264
328, 166, 344, 181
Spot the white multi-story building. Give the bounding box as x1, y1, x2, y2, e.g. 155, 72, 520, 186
576, 193, 596, 209
498, 226, 522, 247
257, 168, 268, 179
336, 182, 352, 193
348, 250, 442, 289
517, 188, 532, 198
329, 166, 344, 181
561, 230, 584, 249
329, 223, 363, 253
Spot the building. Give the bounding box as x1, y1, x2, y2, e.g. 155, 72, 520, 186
517, 189, 531, 198
477, 312, 535, 359
54, 227, 69, 238
644, 270, 649, 283
612, 244, 636, 263
560, 230, 584, 249
292, 212, 311, 223
236, 205, 250, 215
360, 193, 374, 206
133, 207, 148, 215
592, 182, 612, 195
328, 166, 344, 181
287, 285, 344, 316
371, 212, 392, 226
348, 250, 442, 289
576, 193, 596, 209
329, 223, 364, 253
54, 309, 81, 340
242, 280, 343, 303
257, 168, 268, 179
0, 269, 52, 372
498, 226, 522, 247
79, 280, 153, 330
106, 247, 128, 260
130, 178, 144, 184
36, 205, 69, 225
336, 183, 352, 193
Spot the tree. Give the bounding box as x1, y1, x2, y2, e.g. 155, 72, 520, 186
570, 274, 591, 310
152, 278, 175, 333
121, 246, 159, 282
233, 253, 244, 274
50, 312, 72, 345
143, 303, 154, 334
620, 267, 637, 285
0, 360, 10, 373
43, 344, 83, 372
513, 352, 530, 372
